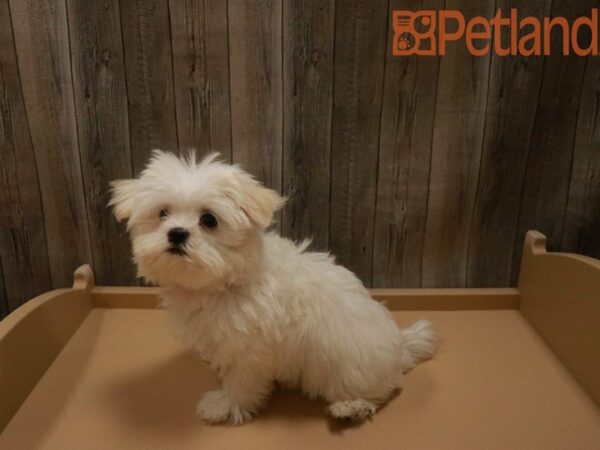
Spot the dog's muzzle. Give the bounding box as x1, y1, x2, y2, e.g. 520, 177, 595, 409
167, 227, 189, 256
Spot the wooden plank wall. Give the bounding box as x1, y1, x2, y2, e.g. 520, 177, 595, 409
1, 0, 599, 316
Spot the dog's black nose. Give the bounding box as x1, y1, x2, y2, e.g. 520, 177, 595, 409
167, 227, 189, 245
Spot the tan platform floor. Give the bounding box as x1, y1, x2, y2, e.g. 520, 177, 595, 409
1, 308, 599, 450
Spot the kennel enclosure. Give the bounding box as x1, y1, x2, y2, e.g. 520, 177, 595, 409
0, 231, 598, 449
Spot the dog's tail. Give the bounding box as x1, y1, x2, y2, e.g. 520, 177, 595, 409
399, 320, 437, 373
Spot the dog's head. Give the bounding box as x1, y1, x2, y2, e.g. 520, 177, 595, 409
109, 150, 284, 290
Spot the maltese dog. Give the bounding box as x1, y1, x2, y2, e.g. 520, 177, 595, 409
109, 150, 436, 424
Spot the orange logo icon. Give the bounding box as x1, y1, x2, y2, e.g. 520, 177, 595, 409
392, 11, 436, 56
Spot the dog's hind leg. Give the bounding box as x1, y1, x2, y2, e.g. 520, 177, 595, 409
328, 399, 377, 421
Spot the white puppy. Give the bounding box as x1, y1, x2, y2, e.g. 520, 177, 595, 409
110, 150, 436, 424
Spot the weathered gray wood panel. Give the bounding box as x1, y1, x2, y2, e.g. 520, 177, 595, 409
170, 0, 232, 160
1, 1, 600, 317
66, 0, 135, 285
373, 0, 442, 288
512, 0, 596, 283
282, 0, 334, 250
120, 0, 179, 173
229, 0, 282, 195
0, 257, 6, 318
466, 0, 550, 287
9, 0, 91, 288
562, 56, 600, 258
329, 0, 389, 286
0, 0, 52, 310
422, 0, 495, 287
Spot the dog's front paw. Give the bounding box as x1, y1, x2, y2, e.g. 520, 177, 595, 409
196, 389, 253, 425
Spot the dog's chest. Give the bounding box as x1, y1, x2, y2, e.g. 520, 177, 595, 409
163, 292, 267, 364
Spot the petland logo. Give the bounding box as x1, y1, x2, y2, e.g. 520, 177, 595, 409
393, 9, 599, 56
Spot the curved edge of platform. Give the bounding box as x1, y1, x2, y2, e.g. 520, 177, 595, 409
0, 266, 93, 433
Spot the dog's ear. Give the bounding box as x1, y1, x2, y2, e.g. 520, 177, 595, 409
233, 171, 285, 230
109, 179, 141, 222
241, 183, 285, 230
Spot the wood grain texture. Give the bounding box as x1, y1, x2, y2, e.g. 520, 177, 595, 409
512, 0, 596, 283
66, 0, 135, 285
9, 0, 91, 288
373, 0, 442, 288
0, 0, 52, 311
0, 257, 6, 318
421, 0, 495, 287
169, 0, 231, 159
562, 56, 600, 259
120, 0, 179, 173
329, 0, 389, 286
466, 0, 550, 287
3, 1, 600, 314
228, 0, 282, 194
281, 0, 334, 250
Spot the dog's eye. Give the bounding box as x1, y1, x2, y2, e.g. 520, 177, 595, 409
199, 213, 218, 229
159, 209, 168, 220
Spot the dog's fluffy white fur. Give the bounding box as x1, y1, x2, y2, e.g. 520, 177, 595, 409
110, 150, 436, 424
